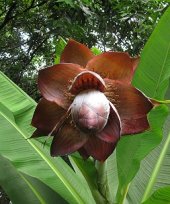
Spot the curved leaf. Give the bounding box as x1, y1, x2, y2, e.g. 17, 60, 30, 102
0, 155, 67, 204
0, 71, 95, 204
116, 7, 170, 203
133, 6, 170, 99
116, 105, 168, 203
126, 112, 170, 204
143, 186, 170, 204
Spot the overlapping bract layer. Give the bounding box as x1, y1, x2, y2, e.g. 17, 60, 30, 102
31, 39, 155, 161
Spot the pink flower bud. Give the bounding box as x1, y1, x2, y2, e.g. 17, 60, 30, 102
71, 90, 110, 133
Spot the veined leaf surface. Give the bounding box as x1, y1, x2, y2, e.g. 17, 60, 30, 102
0, 155, 67, 204
0, 71, 95, 204
127, 112, 170, 204
133, 7, 170, 99
116, 7, 170, 203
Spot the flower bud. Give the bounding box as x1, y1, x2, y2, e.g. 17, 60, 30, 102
71, 90, 110, 133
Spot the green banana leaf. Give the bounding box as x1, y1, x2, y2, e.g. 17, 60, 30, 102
116, 105, 168, 203
115, 6, 170, 203
143, 186, 170, 204
133, 7, 170, 99
127, 112, 170, 204
0, 71, 95, 204
54, 37, 67, 64
166, 85, 170, 98
0, 155, 67, 204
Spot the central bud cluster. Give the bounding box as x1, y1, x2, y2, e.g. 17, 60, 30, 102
71, 90, 110, 133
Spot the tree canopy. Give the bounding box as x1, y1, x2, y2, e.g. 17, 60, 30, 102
0, 0, 168, 100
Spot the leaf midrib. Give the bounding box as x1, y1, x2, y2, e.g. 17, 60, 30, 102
0, 109, 84, 204
19, 173, 47, 204
141, 131, 170, 202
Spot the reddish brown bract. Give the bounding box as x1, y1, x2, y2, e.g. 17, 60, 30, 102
69, 71, 106, 94
31, 39, 156, 161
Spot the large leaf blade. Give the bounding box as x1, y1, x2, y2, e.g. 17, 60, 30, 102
143, 186, 170, 204
133, 7, 170, 99
116, 7, 170, 203
127, 112, 170, 204
125, 7, 170, 204
116, 105, 168, 203
0, 103, 80, 204
0, 71, 95, 204
0, 155, 67, 204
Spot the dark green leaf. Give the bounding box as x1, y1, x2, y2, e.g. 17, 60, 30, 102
0, 71, 95, 204
0, 155, 67, 204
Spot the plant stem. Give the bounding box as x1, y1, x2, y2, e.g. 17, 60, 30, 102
69, 156, 107, 204
95, 161, 108, 204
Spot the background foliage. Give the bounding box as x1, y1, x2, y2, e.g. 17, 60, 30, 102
0, 0, 169, 100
